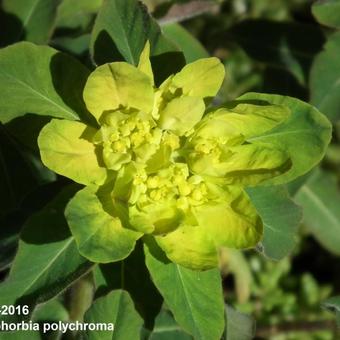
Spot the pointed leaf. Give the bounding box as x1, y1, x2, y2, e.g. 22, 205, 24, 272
84, 290, 143, 340
90, 0, 177, 65
0, 42, 90, 123
144, 241, 225, 340
0, 186, 92, 314
246, 185, 302, 260
138, 41, 154, 84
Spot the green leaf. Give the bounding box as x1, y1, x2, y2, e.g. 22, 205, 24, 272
38, 119, 107, 186
310, 32, 340, 122
0, 42, 90, 124
322, 295, 340, 326
55, 0, 103, 30
224, 305, 255, 340
144, 241, 225, 340
150, 310, 192, 340
229, 20, 324, 85
65, 185, 142, 263
162, 23, 209, 63
83, 61, 154, 121
94, 242, 163, 329
312, 0, 340, 29
1, 0, 61, 46
295, 169, 340, 255
159, 96, 205, 136
238, 93, 332, 186
0, 186, 92, 313
90, 0, 178, 65
246, 186, 302, 260
84, 290, 143, 340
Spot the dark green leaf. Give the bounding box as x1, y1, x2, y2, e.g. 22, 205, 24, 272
144, 240, 225, 340
1, 0, 61, 46
312, 0, 340, 29
0, 42, 90, 123
310, 32, 340, 122
90, 0, 179, 66
0, 186, 92, 316
246, 186, 302, 260
84, 290, 143, 340
295, 169, 340, 255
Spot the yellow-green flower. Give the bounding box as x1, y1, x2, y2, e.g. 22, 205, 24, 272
38, 44, 304, 270
185, 102, 292, 185
112, 161, 262, 269
39, 43, 224, 185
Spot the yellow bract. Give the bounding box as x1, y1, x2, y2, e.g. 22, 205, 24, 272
38, 42, 292, 270
38, 119, 107, 186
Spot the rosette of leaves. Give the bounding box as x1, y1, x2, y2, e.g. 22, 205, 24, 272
37, 43, 331, 270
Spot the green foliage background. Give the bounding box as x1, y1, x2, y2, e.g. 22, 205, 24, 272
0, 0, 340, 339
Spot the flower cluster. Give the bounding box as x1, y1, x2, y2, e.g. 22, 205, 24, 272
38, 43, 292, 270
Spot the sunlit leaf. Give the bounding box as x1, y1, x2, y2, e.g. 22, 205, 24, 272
0, 42, 90, 123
